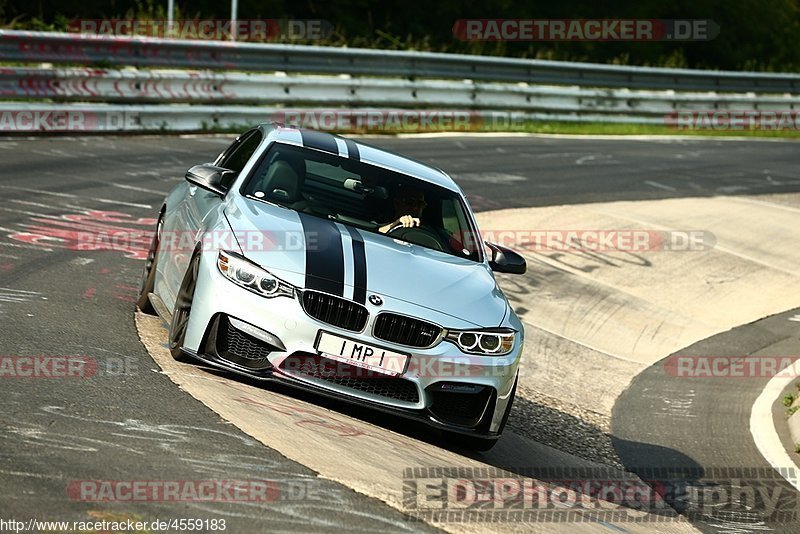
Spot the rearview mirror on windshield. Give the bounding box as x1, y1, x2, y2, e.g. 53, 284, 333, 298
343, 178, 388, 199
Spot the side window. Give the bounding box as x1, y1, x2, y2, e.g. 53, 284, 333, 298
214, 136, 240, 167
218, 130, 263, 188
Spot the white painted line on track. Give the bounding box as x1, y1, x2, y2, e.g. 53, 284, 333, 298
644, 180, 677, 192
727, 196, 800, 214
0, 287, 42, 294
750, 360, 800, 492
0, 185, 152, 210
709, 244, 800, 278
9, 200, 77, 211
111, 183, 169, 195
521, 318, 647, 365
0, 206, 55, 218
0, 185, 79, 198
0, 241, 53, 252
81, 197, 153, 210
590, 206, 800, 278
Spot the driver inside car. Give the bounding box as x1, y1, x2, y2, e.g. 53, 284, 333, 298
378, 186, 427, 233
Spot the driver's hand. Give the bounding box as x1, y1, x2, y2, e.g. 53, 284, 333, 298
396, 215, 420, 228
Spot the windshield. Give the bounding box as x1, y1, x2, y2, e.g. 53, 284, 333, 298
241, 142, 482, 261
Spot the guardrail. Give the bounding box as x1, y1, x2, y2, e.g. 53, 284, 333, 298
1, 30, 798, 132
2, 30, 799, 93
3, 67, 799, 116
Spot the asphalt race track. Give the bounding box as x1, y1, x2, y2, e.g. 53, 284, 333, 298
1, 134, 799, 533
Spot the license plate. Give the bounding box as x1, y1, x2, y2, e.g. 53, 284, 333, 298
316, 332, 409, 376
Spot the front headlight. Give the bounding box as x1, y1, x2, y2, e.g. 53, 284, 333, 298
217, 250, 295, 299
445, 329, 516, 355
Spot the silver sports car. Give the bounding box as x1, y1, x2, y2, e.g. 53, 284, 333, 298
137, 123, 527, 450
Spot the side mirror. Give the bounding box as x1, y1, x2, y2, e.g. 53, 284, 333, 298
485, 241, 527, 274
185, 164, 236, 197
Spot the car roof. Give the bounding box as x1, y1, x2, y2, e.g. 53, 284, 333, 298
256, 122, 461, 193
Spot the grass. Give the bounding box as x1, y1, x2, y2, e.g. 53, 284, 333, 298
482, 121, 800, 138
783, 394, 795, 407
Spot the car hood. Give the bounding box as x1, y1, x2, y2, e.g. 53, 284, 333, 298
224, 196, 509, 327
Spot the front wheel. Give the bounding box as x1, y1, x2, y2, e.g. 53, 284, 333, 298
136, 215, 163, 315
168, 253, 200, 362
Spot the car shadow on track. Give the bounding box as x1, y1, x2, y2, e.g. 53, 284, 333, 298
195, 362, 700, 475
187, 363, 715, 522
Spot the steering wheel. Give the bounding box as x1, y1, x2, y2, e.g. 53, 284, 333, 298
387, 222, 446, 251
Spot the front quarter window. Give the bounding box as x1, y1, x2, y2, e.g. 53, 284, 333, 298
216, 130, 263, 189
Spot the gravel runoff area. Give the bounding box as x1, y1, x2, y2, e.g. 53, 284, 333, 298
510, 387, 626, 470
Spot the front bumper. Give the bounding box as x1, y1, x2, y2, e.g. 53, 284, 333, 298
180, 251, 523, 437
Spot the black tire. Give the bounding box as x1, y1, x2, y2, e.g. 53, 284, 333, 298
136, 214, 163, 315
456, 435, 499, 452
168, 253, 200, 362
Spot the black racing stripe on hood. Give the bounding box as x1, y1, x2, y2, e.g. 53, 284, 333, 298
298, 213, 344, 296
300, 130, 339, 155
343, 138, 360, 161
344, 225, 367, 304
